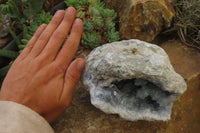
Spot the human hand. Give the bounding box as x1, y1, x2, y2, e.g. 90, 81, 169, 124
0, 7, 85, 122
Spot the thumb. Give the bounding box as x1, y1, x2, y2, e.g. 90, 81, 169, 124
60, 58, 85, 106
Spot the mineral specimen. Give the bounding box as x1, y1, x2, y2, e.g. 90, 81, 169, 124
82, 39, 187, 121
103, 0, 175, 42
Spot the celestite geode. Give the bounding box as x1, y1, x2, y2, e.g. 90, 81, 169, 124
82, 39, 187, 121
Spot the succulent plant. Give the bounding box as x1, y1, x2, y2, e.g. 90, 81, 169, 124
0, 1, 52, 81
20, 11, 52, 52
65, 0, 120, 49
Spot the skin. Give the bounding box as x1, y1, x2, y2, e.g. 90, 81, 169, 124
0, 7, 85, 122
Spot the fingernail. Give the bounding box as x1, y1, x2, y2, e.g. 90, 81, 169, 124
40, 24, 47, 29
66, 7, 76, 14
74, 18, 83, 24
54, 10, 64, 17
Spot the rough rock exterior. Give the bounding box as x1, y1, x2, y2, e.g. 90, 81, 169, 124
82, 39, 187, 121
103, 0, 175, 42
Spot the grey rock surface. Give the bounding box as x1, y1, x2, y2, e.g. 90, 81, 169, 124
82, 39, 187, 121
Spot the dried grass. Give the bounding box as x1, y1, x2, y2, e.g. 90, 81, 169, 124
173, 0, 200, 49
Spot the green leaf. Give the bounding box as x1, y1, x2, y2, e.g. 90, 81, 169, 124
23, 9, 33, 17
106, 28, 120, 43
23, 25, 28, 38
0, 50, 19, 59
89, 6, 101, 17
37, 11, 52, 24
79, 0, 88, 6
9, 0, 20, 17
23, 33, 32, 40
23, 0, 43, 17
92, 17, 104, 29
76, 11, 85, 19
105, 19, 115, 30
88, 0, 98, 5
20, 10, 52, 51
2, 0, 20, 20
21, 39, 29, 45
101, 9, 117, 20
18, 44, 26, 49
8, 27, 21, 46
92, 1, 105, 11
65, 0, 88, 9
65, 0, 79, 8
83, 20, 95, 32
82, 32, 102, 49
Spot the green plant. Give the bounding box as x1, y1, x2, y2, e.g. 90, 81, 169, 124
0, 2, 21, 46
1, 0, 44, 24
171, 0, 200, 49
0, 0, 52, 54
65, 0, 120, 49
20, 11, 52, 52
0, 0, 52, 81
0, 0, 48, 47
0, 50, 19, 59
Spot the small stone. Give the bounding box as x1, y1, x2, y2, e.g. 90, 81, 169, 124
82, 39, 187, 121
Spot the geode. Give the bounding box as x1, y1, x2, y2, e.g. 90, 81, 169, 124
82, 39, 187, 121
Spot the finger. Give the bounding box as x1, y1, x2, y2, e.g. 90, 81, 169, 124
59, 58, 85, 102
28, 10, 65, 57
41, 7, 76, 62
16, 24, 47, 61
55, 18, 83, 69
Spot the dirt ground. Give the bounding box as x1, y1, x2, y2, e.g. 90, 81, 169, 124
52, 40, 200, 133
